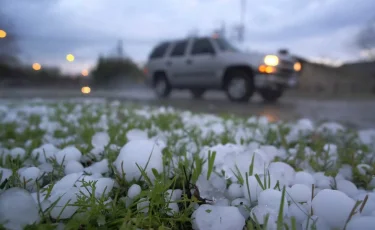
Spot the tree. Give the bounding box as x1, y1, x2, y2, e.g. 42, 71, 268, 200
356, 20, 375, 60
91, 56, 144, 87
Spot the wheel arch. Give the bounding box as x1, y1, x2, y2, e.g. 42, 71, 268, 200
221, 65, 255, 89
152, 70, 169, 86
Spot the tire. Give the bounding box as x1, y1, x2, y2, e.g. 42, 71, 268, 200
190, 89, 205, 99
259, 87, 283, 103
224, 69, 254, 102
153, 73, 171, 98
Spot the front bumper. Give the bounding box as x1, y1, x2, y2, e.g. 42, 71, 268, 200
254, 73, 298, 89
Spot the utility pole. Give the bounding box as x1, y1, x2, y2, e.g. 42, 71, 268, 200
238, 0, 246, 43
117, 39, 123, 59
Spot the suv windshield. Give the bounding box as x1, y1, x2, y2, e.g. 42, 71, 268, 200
214, 38, 239, 52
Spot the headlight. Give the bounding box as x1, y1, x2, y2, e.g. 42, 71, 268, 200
264, 55, 279, 66
294, 62, 302, 72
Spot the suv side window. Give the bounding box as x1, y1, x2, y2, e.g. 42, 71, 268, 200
149, 42, 170, 59
170, 40, 188, 57
191, 38, 215, 55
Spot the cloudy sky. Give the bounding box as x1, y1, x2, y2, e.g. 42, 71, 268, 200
2, 0, 375, 73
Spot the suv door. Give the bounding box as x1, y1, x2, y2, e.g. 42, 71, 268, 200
185, 38, 220, 87
165, 39, 191, 86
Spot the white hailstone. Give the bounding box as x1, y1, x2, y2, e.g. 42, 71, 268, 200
31, 143, 60, 163
137, 198, 150, 214
337, 164, 353, 181
227, 183, 244, 200
95, 178, 114, 198
288, 184, 312, 203
242, 175, 261, 202
91, 132, 110, 148
358, 129, 375, 146
0, 188, 40, 229
336, 179, 359, 198
128, 184, 142, 199
258, 189, 288, 216
84, 159, 109, 174
192, 204, 246, 230
51, 172, 83, 196
268, 162, 296, 186
289, 203, 310, 224
357, 164, 372, 176
38, 163, 53, 173
0, 167, 12, 184
165, 189, 182, 201
49, 187, 80, 219
294, 171, 315, 187
312, 189, 355, 229
250, 205, 278, 225
120, 196, 133, 208
231, 198, 251, 219
10, 147, 26, 159
55, 146, 82, 165
354, 193, 375, 215
18, 167, 41, 191
64, 161, 84, 175
214, 198, 230, 206
114, 140, 163, 183
126, 129, 149, 141
301, 215, 330, 230
346, 216, 375, 230
317, 122, 345, 135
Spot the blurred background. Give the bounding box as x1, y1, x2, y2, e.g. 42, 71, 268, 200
1, 0, 375, 127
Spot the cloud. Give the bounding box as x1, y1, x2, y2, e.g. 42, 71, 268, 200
2, 0, 375, 73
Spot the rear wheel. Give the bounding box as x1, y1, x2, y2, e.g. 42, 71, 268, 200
190, 89, 206, 99
224, 69, 254, 102
153, 73, 171, 98
258, 87, 283, 103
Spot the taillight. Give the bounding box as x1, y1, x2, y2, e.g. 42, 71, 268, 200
143, 67, 148, 76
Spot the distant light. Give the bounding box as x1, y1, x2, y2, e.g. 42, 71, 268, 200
66, 54, 75, 62
212, 33, 219, 39
81, 69, 89, 77
81, 86, 91, 94
0, 30, 6, 38
294, 62, 302, 72
32, 63, 41, 71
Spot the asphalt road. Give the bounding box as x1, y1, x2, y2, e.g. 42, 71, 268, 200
1, 87, 375, 129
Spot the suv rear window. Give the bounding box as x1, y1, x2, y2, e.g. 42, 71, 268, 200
170, 40, 188, 57
149, 42, 170, 59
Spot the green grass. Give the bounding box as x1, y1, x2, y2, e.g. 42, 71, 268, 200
0, 100, 374, 230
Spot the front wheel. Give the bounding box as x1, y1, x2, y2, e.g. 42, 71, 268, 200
153, 74, 171, 98
258, 87, 283, 103
225, 69, 255, 102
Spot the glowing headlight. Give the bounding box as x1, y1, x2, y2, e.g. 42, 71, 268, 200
294, 62, 302, 72
264, 55, 279, 66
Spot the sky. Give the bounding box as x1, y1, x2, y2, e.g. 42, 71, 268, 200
2, 0, 375, 74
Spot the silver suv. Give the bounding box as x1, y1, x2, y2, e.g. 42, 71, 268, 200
144, 36, 301, 102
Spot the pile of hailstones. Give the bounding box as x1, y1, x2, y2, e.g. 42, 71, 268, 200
1, 136, 375, 230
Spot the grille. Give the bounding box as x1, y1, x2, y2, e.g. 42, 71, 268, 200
278, 59, 294, 76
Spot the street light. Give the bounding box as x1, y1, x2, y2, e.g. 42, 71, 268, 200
0, 30, 6, 39
81, 86, 91, 94
66, 54, 75, 62
32, 63, 41, 71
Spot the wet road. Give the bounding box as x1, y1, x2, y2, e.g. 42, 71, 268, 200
1, 87, 375, 129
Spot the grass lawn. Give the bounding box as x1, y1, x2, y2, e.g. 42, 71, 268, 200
1, 99, 375, 230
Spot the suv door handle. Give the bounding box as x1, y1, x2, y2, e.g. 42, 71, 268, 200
186, 59, 192, 65
166, 61, 172, 66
